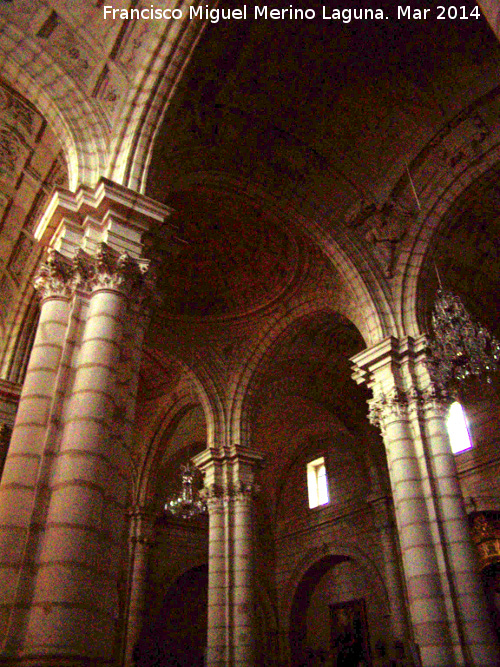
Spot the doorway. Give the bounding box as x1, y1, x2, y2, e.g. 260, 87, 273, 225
135, 564, 208, 666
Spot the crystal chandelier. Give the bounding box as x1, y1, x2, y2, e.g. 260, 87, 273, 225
164, 461, 207, 519
427, 288, 500, 391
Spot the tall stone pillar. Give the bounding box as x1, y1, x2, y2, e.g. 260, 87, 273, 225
0, 252, 74, 647
352, 336, 499, 667
417, 363, 498, 667
21, 248, 146, 662
122, 506, 156, 667
193, 445, 264, 667
0, 179, 172, 666
205, 485, 227, 667
369, 494, 408, 645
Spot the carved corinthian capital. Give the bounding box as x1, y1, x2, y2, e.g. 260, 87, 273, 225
368, 387, 409, 429
230, 481, 261, 502
419, 384, 451, 418
34, 248, 75, 300
87, 243, 151, 296
369, 383, 451, 431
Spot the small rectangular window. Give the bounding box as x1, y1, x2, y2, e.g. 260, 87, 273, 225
307, 456, 329, 509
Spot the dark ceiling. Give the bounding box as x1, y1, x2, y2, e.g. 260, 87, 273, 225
145, 0, 499, 328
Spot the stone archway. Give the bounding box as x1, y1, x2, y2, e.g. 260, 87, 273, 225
289, 554, 389, 667
289, 555, 349, 666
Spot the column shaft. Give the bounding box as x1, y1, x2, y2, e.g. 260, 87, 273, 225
233, 494, 254, 667
23, 287, 128, 663
206, 494, 226, 667
0, 293, 71, 647
421, 399, 499, 666
382, 411, 454, 666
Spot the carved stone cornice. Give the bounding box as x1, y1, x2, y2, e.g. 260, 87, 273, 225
34, 248, 75, 300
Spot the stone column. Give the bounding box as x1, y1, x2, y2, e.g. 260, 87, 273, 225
194, 445, 264, 667
206, 487, 227, 667
352, 336, 499, 667
415, 347, 498, 667
0, 179, 172, 666
122, 506, 155, 667
0, 251, 74, 648
21, 247, 148, 664
370, 386, 454, 666
369, 495, 408, 644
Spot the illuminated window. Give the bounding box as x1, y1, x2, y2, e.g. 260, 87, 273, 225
307, 456, 329, 508
446, 401, 472, 454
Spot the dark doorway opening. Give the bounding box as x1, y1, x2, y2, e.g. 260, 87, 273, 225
135, 563, 208, 667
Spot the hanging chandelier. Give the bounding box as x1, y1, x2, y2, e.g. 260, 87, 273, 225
164, 461, 207, 520
427, 288, 500, 391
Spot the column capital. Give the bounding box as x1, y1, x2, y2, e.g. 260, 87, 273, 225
368, 386, 411, 428
34, 248, 76, 300
34, 177, 175, 261
85, 243, 151, 297
352, 336, 451, 424
193, 446, 265, 506
368, 384, 451, 430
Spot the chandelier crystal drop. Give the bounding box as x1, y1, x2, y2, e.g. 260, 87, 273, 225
165, 461, 207, 520
427, 289, 500, 391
